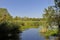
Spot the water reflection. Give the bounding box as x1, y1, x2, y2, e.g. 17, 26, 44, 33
21, 28, 60, 40
45, 36, 60, 40
0, 33, 21, 40
0, 27, 60, 40
21, 28, 45, 40
40, 34, 60, 40
0, 31, 22, 40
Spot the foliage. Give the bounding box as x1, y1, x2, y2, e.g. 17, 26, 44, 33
54, 0, 60, 8
43, 6, 56, 27
0, 8, 41, 31
0, 8, 13, 21
0, 20, 21, 40
40, 28, 58, 37
40, 6, 58, 37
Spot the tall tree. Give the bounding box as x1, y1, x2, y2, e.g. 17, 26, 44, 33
40, 6, 58, 38
54, 0, 60, 39
40, 0, 60, 39
0, 8, 13, 22
43, 6, 56, 28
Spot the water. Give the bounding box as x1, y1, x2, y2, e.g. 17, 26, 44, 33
0, 28, 59, 40
20, 28, 60, 40
21, 28, 45, 40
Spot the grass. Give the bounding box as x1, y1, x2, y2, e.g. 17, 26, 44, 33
40, 28, 58, 37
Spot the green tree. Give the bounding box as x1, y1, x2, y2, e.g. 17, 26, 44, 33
0, 8, 13, 22
43, 6, 56, 28
54, 0, 60, 39
14, 16, 21, 20
0, 20, 21, 40
40, 6, 58, 38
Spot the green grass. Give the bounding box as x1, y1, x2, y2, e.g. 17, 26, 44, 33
20, 26, 38, 31
40, 29, 58, 37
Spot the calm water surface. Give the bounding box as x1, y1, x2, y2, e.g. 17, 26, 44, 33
21, 28, 45, 40
20, 28, 59, 40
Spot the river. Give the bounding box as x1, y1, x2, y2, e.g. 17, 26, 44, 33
20, 28, 59, 40
21, 28, 45, 40
1, 28, 59, 40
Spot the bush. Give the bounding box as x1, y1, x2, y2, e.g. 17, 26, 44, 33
0, 21, 21, 39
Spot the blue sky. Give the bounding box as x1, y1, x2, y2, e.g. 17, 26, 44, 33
0, 0, 54, 18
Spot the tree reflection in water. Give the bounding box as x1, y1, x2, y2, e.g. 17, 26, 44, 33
45, 36, 60, 40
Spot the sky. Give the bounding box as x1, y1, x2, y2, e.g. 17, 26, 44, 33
0, 0, 54, 18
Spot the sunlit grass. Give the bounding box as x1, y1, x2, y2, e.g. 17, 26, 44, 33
40, 28, 58, 37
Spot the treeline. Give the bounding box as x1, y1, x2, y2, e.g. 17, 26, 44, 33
14, 16, 41, 21
0, 8, 42, 31
0, 8, 42, 22
0, 8, 41, 21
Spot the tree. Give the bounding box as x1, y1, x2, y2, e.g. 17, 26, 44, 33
0, 21, 21, 40
54, 0, 60, 39
40, 6, 58, 38
54, 0, 60, 8
14, 16, 21, 20
0, 8, 13, 22
43, 6, 56, 28
40, 1, 60, 38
